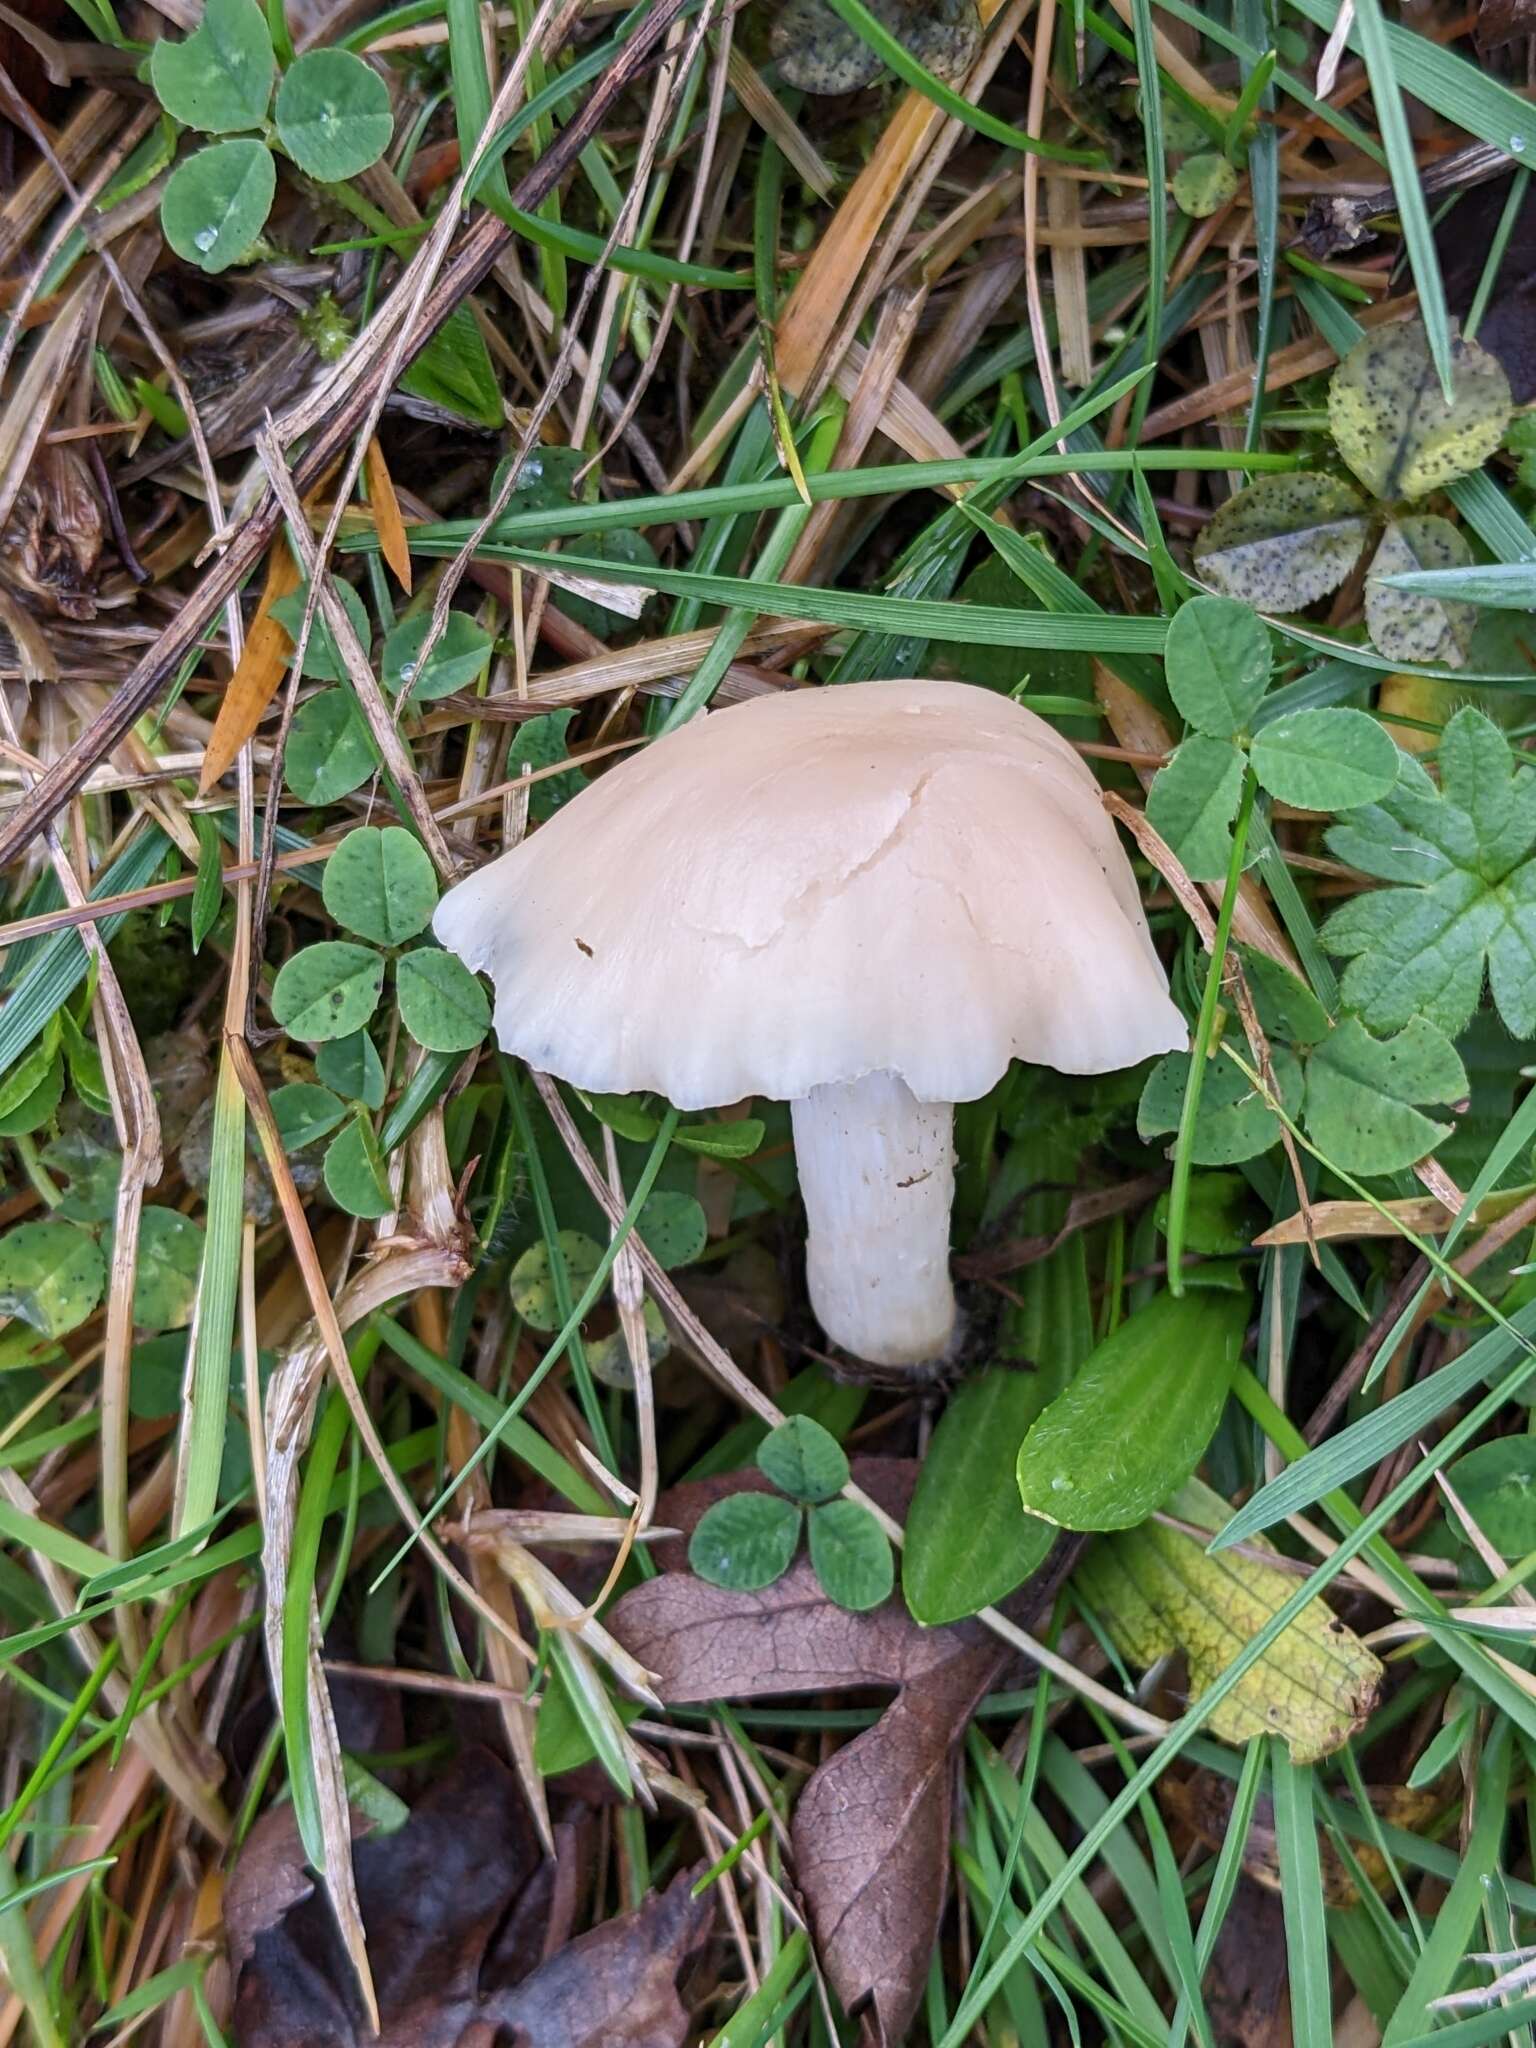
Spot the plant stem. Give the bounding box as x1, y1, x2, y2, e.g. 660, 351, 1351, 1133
1165, 765, 1258, 1294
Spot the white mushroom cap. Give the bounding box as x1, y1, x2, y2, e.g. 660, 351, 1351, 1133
434, 678, 1185, 1110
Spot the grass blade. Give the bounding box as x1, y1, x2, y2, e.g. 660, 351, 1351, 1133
1271, 1744, 1334, 2048
1348, 0, 1453, 397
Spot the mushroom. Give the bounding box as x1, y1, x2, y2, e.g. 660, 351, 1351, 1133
434, 679, 1186, 1375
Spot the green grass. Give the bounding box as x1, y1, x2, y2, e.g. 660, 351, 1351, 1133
4, 0, 1536, 2038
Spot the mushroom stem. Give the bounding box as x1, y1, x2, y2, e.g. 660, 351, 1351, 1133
791, 1070, 957, 1371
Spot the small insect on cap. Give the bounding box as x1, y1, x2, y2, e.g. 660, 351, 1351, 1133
435, 678, 1183, 1105
435, 678, 1185, 1371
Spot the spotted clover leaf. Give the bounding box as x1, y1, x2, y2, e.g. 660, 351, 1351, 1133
1192, 321, 1509, 671
769, 0, 980, 93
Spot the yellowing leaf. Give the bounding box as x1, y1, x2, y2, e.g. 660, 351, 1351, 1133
199, 534, 302, 793
1076, 1478, 1382, 1762
364, 435, 413, 593
1328, 319, 1511, 502
1365, 516, 1474, 668
1192, 471, 1371, 611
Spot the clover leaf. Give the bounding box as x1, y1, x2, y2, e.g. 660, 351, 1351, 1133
274, 49, 393, 183
321, 826, 438, 947
770, 0, 980, 94
1163, 595, 1271, 737
1172, 154, 1238, 219
150, 0, 275, 134
1328, 320, 1512, 504
161, 139, 276, 274
1145, 734, 1244, 881
1364, 516, 1476, 670
689, 1493, 802, 1590
1193, 472, 1372, 612
1323, 707, 1536, 1038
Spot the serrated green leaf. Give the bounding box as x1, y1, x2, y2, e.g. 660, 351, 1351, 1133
1364, 515, 1475, 668
1193, 471, 1371, 611
286, 688, 378, 804
807, 1498, 894, 1611
1016, 1288, 1248, 1530
394, 947, 489, 1053
1164, 595, 1272, 737
757, 1416, 848, 1502
1146, 734, 1245, 880
160, 139, 275, 274
0, 1221, 105, 1339
274, 48, 392, 182
689, 1492, 802, 1590
1328, 318, 1512, 502
270, 941, 385, 1043
150, 0, 274, 132
1323, 707, 1536, 1036
322, 1109, 392, 1218
1250, 707, 1399, 811
1302, 1015, 1467, 1175
321, 826, 437, 946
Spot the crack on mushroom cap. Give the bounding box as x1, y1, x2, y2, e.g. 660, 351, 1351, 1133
677, 768, 937, 951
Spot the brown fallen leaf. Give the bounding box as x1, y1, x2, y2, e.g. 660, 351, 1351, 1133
611, 1458, 1076, 2046
198, 533, 302, 794
364, 435, 413, 593
1161, 1766, 1443, 1908
1477, 0, 1536, 45
1204, 1879, 1293, 2048
226, 1748, 711, 2048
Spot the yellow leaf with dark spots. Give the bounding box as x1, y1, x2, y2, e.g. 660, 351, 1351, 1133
1076, 1477, 1382, 1763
